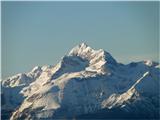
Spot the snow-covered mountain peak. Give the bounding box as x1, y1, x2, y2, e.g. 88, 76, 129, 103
68, 42, 94, 57
79, 42, 88, 48
62, 43, 117, 75
31, 66, 41, 73
2, 73, 29, 87
2, 43, 159, 120
143, 60, 159, 67
68, 43, 117, 65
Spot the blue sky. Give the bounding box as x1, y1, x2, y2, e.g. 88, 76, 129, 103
2, 1, 159, 78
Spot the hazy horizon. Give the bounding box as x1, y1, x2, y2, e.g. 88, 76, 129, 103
2, 1, 159, 79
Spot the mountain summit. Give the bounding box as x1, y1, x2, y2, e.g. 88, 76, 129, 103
1, 43, 160, 120
68, 43, 117, 74
69, 43, 117, 64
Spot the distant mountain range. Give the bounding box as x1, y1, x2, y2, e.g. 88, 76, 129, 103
1, 43, 160, 120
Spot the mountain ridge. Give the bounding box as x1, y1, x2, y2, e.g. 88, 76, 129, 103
1, 43, 159, 120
